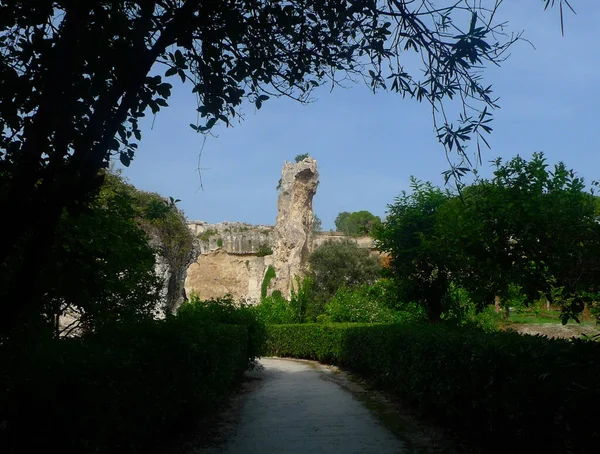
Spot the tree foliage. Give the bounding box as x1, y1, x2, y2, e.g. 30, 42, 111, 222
377, 154, 600, 323
440, 153, 600, 323
334, 210, 381, 236
0, 1, 569, 335
312, 213, 322, 233
374, 179, 452, 322
308, 239, 382, 305
294, 153, 310, 163
35, 171, 196, 336
39, 172, 162, 336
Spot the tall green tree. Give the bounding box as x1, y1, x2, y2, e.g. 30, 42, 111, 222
0, 1, 568, 336
308, 239, 382, 310
378, 154, 600, 323
439, 153, 600, 322
334, 211, 381, 236
374, 179, 452, 322
41, 173, 162, 336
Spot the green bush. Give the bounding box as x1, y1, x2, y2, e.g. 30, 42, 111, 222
255, 293, 300, 324
264, 323, 600, 453
180, 293, 266, 363
322, 283, 420, 323
290, 275, 319, 322
0, 312, 254, 453
256, 244, 273, 257
198, 228, 218, 241
441, 283, 502, 332
308, 239, 382, 304
294, 153, 310, 162
261, 265, 276, 300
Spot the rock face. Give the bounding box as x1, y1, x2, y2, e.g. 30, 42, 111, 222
185, 250, 271, 301
188, 221, 273, 255
270, 157, 319, 297
146, 217, 201, 315
183, 158, 381, 303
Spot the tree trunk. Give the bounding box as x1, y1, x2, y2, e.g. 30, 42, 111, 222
494, 295, 501, 313
426, 299, 442, 323
0, 1, 202, 339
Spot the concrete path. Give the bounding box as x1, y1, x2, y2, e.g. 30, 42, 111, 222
201, 357, 408, 454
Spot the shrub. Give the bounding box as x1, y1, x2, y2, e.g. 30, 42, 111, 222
308, 239, 381, 304
294, 153, 309, 162
217, 237, 223, 247
180, 293, 266, 363
0, 313, 254, 453
256, 244, 273, 257
290, 276, 317, 322
322, 283, 420, 323
198, 228, 218, 241
264, 323, 600, 453
255, 293, 300, 324
261, 265, 276, 300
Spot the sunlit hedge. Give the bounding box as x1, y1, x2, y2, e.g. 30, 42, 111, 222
265, 323, 600, 453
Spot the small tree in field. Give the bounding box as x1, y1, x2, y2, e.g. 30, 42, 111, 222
375, 179, 452, 322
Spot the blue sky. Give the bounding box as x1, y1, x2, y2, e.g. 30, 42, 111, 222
122, 1, 600, 231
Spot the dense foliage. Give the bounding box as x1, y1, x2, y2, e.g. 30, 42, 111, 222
440, 154, 600, 322
265, 323, 600, 453
375, 179, 451, 322
26, 171, 196, 337
319, 280, 421, 324
256, 291, 302, 325
3, 0, 563, 336
294, 153, 310, 163
334, 210, 381, 236
179, 294, 266, 363
0, 309, 257, 453
376, 154, 600, 323
308, 239, 382, 306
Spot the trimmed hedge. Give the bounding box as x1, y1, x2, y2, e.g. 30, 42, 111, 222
0, 316, 251, 453
265, 323, 600, 453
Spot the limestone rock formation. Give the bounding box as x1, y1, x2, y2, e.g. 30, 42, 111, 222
185, 250, 271, 301
188, 221, 273, 255
270, 157, 319, 297
145, 211, 201, 315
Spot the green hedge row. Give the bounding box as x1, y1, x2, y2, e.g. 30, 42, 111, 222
0, 317, 250, 453
265, 323, 600, 453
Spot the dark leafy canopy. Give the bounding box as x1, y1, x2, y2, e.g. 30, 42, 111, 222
374, 178, 452, 322
439, 153, 600, 323
334, 210, 381, 236
40, 172, 162, 337
0, 1, 568, 336
377, 154, 600, 323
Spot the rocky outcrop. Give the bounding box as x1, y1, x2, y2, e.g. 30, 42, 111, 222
270, 157, 319, 297
188, 221, 273, 255
145, 208, 201, 315
183, 158, 382, 303
185, 250, 271, 301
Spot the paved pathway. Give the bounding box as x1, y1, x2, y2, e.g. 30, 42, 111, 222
201, 358, 408, 454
